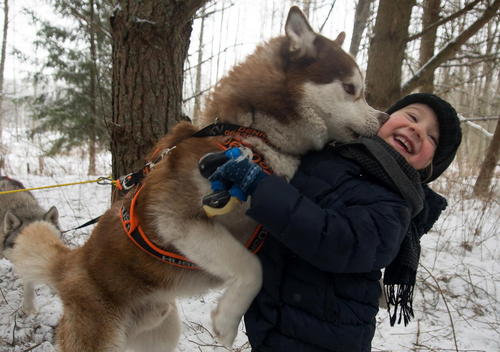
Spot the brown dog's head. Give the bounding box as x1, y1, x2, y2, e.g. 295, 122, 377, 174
202, 6, 385, 151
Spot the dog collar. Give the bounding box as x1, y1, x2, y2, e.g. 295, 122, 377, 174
193, 123, 270, 144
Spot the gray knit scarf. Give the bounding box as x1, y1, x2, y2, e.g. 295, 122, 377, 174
332, 136, 425, 326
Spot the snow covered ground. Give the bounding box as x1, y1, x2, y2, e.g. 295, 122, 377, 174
0, 127, 499, 351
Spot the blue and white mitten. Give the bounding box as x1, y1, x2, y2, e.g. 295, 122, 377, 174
209, 148, 266, 196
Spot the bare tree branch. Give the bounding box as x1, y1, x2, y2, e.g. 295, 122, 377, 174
460, 114, 494, 139
462, 116, 499, 122
407, 0, 482, 42
184, 43, 245, 72
448, 52, 499, 62
183, 85, 213, 103
183, 0, 215, 22
65, 3, 111, 39
421, 265, 459, 352
319, 0, 336, 32
194, 2, 234, 19
401, 0, 500, 96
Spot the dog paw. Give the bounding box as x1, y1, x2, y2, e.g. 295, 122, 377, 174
19, 305, 36, 317
211, 307, 238, 348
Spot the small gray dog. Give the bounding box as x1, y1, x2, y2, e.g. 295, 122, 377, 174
0, 176, 59, 314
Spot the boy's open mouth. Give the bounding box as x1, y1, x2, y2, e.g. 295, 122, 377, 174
394, 135, 413, 153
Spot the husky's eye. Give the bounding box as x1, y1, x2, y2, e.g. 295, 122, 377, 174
343, 83, 355, 95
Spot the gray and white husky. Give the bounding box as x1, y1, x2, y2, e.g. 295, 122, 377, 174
0, 176, 59, 314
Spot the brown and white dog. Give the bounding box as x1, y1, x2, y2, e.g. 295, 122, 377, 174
5, 7, 385, 352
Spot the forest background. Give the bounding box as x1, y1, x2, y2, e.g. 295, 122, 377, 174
0, 0, 498, 351
0, 0, 498, 191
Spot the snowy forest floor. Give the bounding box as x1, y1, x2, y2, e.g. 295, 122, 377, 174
0, 128, 499, 352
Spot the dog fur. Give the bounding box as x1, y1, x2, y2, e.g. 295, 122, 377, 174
0, 176, 59, 314
5, 7, 385, 352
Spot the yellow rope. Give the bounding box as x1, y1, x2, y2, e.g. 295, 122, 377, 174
0, 177, 116, 195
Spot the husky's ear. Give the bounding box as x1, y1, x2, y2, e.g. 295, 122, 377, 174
335, 32, 346, 47
4, 211, 22, 233
43, 206, 59, 227
285, 6, 317, 59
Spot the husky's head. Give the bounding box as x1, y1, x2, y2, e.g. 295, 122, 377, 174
0, 176, 30, 193
283, 6, 385, 143
201, 6, 385, 155
0, 206, 59, 258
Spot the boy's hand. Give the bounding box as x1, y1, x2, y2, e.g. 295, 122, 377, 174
208, 149, 266, 195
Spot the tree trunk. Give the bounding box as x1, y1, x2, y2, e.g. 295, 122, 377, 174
349, 0, 373, 58
480, 20, 495, 112
473, 120, 500, 197
110, 0, 206, 187
0, 0, 9, 140
365, 0, 415, 110
473, 37, 500, 197
419, 0, 440, 93
88, 0, 97, 176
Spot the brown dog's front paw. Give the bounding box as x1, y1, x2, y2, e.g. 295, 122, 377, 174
211, 307, 238, 348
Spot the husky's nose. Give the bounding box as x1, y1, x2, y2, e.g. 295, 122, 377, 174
377, 112, 390, 125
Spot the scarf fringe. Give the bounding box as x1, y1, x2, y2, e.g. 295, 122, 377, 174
384, 284, 415, 326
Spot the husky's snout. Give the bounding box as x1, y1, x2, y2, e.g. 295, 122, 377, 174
362, 109, 389, 137
376, 111, 390, 125
352, 108, 384, 139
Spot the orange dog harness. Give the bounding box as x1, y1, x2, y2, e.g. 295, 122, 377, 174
120, 185, 269, 270
119, 123, 272, 269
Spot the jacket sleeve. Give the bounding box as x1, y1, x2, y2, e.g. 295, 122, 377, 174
246, 174, 411, 273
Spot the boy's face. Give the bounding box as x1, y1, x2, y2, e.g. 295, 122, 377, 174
377, 103, 439, 170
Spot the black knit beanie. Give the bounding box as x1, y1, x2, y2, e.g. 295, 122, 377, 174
386, 93, 462, 182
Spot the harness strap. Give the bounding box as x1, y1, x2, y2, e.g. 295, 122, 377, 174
120, 187, 269, 269
118, 123, 273, 269
120, 187, 198, 269
116, 147, 176, 192
62, 216, 101, 234
192, 123, 270, 145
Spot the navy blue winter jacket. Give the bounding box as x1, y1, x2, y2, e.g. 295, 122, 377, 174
243, 148, 413, 352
